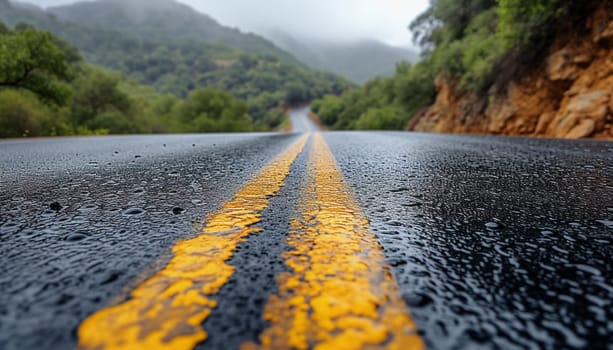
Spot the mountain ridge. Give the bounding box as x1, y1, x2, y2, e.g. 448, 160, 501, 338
46, 0, 298, 62
265, 30, 419, 83
0, 0, 350, 128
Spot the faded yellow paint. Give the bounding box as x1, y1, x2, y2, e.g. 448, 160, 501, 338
244, 133, 424, 350
77, 134, 309, 350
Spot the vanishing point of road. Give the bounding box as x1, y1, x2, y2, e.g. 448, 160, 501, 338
0, 107, 611, 350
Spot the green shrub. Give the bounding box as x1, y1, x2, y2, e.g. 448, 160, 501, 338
355, 107, 406, 130
0, 90, 53, 137
497, 0, 560, 51
0, 27, 74, 105
314, 95, 344, 127
180, 88, 253, 133
394, 61, 437, 116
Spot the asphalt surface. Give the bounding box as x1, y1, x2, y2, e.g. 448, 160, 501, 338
289, 106, 320, 133
0, 113, 612, 349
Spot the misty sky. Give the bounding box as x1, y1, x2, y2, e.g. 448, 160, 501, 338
22, 0, 429, 47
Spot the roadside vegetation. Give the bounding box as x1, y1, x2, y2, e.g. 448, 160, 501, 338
0, 21, 346, 137
312, 0, 601, 130
2, 0, 599, 136
0, 23, 257, 137
0, 0, 349, 137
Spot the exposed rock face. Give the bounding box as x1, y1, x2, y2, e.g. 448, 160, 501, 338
411, 4, 613, 139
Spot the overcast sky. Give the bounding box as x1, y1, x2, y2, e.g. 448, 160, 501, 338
21, 0, 429, 47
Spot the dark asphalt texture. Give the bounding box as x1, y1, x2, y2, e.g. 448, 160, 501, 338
0, 133, 299, 349
1, 129, 612, 350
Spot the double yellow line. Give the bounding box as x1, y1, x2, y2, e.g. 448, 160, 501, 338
78, 133, 423, 350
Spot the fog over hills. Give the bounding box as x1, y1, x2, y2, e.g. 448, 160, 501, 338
46, 0, 420, 83
266, 31, 419, 83
46, 0, 296, 62
20, 0, 429, 47
11, 0, 424, 83
0, 0, 350, 129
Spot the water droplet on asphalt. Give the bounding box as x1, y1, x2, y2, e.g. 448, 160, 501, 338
49, 202, 62, 211
485, 222, 500, 229
465, 328, 491, 343
390, 187, 411, 193
573, 264, 601, 276
386, 220, 404, 227
172, 207, 185, 215
122, 208, 146, 216
64, 232, 89, 242
405, 292, 434, 308
99, 271, 121, 285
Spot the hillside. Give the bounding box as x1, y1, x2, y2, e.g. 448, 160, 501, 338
410, 2, 613, 139
47, 0, 295, 62
0, 0, 350, 124
312, 0, 612, 139
0, 19, 274, 137
267, 32, 419, 83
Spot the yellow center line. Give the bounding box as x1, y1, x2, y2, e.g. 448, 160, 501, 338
77, 134, 309, 350
244, 133, 424, 350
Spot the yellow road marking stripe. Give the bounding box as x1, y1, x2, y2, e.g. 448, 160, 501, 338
77, 134, 309, 350
244, 133, 424, 350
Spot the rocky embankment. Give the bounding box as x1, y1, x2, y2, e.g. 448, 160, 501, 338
411, 4, 613, 139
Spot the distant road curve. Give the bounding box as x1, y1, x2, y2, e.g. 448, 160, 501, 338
289, 106, 321, 133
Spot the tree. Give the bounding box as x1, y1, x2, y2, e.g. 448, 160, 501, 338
70, 67, 135, 133
0, 89, 52, 137
0, 21, 9, 35
179, 88, 252, 132
312, 95, 343, 126
285, 81, 308, 105
411, 0, 497, 49
497, 0, 600, 54
0, 27, 73, 105
355, 107, 406, 130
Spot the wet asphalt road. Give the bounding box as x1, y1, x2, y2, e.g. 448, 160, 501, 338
289, 106, 319, 133
1, 124, 612, 349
